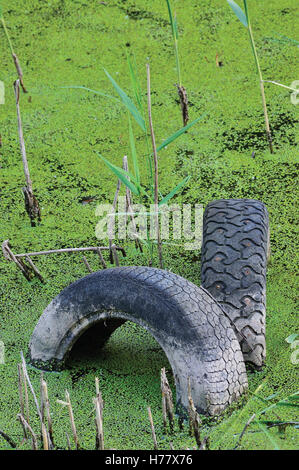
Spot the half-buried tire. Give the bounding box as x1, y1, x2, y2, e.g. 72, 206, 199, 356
29, 266, 248, 416
201, 199, 269, 369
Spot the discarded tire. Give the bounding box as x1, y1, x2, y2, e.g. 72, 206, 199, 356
201, 199, 269, 369
29, 266, 248, 416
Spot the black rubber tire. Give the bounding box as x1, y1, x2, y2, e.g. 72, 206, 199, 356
201, 199, 269, 369
29, 267, 248, 416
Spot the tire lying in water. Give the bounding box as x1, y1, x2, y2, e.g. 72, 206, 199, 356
29, 266, 248, 416
201, 199, 269, 369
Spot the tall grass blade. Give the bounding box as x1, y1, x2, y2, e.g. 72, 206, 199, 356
128, 116, 140, 185
127, 53, 143, 113
166, 0, 176, 39
98, 154, 140, 196
285, 392, 299, 400
173, 14, 179, 40
157, 113, 207, 152
260, 392, 299, 415
159, 176, 190, 207
166, 0, 181, 86
104, 69, 146, 131
227, 0, 248, 27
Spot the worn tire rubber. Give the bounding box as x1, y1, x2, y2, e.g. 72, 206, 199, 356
201, 199, 269, 369
29, 266, 248, 416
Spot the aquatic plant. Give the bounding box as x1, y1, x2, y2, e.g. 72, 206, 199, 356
227, 0, 274, 152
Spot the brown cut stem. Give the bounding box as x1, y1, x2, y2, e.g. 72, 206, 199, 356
41, 380, 54, 448
161, 370, 167, 431
12, 53, 27, 93
41, 423, 49, 450
2, 240, 32, 281
94, 392, 104, 450
146, 63, 163, 269
25, 256, 44, 282
161, 368, 174, 432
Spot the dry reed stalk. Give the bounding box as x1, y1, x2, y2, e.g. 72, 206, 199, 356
0, 15, 27, 93
187, 378, 202, 448
147, 406, 158, 450
94, 392, 104, 450
199, 436, 210, 450
82, 255, 93, 273
161, 372, 167, 431
17, 414, 38, 450
40, 372, 45, 424
41, 380, 54, 448
95, 377, 100, 396
2, 240, 32, 281
20, 351, 42, 424
161, 368, 174, 432
14, 79, 41, 226
41, 423, 49, 450
25, 256, 44, 282
12, 53, 27, 93
65, 432, 72, 450
111, 244, 120, 266
65, 390, 80, 450
96, 247, 107, 269
17, 363, 27, 439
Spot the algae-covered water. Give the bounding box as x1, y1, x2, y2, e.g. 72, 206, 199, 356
0, 0, 298, 450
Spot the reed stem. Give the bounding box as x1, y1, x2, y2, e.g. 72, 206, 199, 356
243, 0, 273, 153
